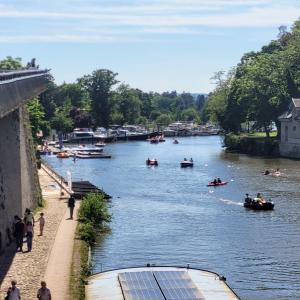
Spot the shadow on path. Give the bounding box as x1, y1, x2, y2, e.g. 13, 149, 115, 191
0, 244, 16, 287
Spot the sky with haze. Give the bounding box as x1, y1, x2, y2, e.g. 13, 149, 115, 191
1, 0, 300, 93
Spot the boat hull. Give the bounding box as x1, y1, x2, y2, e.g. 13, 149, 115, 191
207, 182, 228, 187
244, 202, 274, 210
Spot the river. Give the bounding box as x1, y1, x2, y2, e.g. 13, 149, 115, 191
44, 136, 300, 300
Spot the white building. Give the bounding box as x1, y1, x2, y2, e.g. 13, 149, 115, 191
279, 98, 300, 158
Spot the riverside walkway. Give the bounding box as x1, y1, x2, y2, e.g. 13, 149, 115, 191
0, 165, 79, 300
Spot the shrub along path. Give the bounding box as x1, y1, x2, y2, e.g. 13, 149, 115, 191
0, 165, 78, 300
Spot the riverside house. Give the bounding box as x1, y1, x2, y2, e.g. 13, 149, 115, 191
279, 98, 300, 158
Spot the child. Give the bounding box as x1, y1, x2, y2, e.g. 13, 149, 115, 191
36, 213, 45, 236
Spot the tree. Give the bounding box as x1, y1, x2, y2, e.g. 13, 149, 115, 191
181, 107, 200, 122
26, 97, 49, 140
0, 56, 23, 70
50, 98, 73, 133
156, 114, 172, 126
111, 84, 141, 124
79, 69, 119, 127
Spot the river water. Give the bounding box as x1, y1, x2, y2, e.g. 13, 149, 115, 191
44, 136, 300, 300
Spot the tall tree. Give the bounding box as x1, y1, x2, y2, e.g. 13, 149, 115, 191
78, 69, 118, 127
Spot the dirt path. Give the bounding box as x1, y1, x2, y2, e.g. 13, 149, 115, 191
0, 165, 78, 300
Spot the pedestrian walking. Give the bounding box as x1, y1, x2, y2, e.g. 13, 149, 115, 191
26, 221, 34, 252
67, 193, 75, 219
13, 216, 25, 252
6, 280, 21, 300
36, 212, 45, 236
37, 281, 51, 300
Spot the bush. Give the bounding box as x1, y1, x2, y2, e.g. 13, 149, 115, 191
78, 193, 111, 225
78, 222, 96, 244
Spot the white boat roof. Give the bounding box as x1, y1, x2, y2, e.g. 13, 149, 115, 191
86, 266, 240, 300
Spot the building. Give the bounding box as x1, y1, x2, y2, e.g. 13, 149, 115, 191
279, 98, 300, 158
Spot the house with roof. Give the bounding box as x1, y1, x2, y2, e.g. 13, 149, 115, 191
279, 98, 300, 158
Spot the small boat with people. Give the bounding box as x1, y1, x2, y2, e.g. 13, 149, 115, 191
146, 158, 158, 166
180, 158, 193, 168
207, 178, 227, 186
244, 193, 274, 210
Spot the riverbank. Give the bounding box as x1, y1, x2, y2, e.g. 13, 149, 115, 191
224, 133, 280, 156
0, 165, 81, 300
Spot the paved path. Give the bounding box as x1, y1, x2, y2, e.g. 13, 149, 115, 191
44, 194, 79, 299
0, 165, 78, 300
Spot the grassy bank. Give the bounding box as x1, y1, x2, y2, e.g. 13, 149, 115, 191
69, 193, 112, 300
70, 227, 90, 300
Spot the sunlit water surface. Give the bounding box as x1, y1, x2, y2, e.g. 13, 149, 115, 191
44, 136, 300, 300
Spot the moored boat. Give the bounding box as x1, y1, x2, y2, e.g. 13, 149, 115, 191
56, 152, 70, 158
76, 152, 111, 159
86, 266, 241, 300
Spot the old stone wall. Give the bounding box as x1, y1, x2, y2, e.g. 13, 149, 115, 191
0, 73, 47, 254
0, 110, 22, 253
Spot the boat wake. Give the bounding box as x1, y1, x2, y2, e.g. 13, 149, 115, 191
219, 198, 243, 206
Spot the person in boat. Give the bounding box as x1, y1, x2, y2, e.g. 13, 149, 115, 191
184, 158, 187, 161
190, 158, 193, 162
217, 178, 222, 184
255, 193, 265, 204
146, 158, 150, 164
213, 178, 217, 185
245, 193, 252, 204
264, 170, 270, 175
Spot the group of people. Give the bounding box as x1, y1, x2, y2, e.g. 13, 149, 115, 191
183, 158, 193, 162
5, 280, 51, 300
245, 193, 266, 204
13, 208, 45, 252
213, 178, 222, 184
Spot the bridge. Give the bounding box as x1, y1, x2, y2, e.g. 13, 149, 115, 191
0, 69, 49, 253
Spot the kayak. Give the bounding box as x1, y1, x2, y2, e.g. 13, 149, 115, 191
207, 181, 228, 187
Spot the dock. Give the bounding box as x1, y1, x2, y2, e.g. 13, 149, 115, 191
72, 181, 111, 199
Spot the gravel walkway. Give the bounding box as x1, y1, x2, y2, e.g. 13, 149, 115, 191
0, 165, 75, 300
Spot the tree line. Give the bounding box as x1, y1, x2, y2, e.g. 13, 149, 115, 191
0, 56, 207, 139
203, 19, 300, 137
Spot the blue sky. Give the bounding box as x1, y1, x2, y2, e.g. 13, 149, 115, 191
1, 0, 300, 93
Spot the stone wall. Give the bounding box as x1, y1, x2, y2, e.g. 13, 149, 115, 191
0, 73, 47, 254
